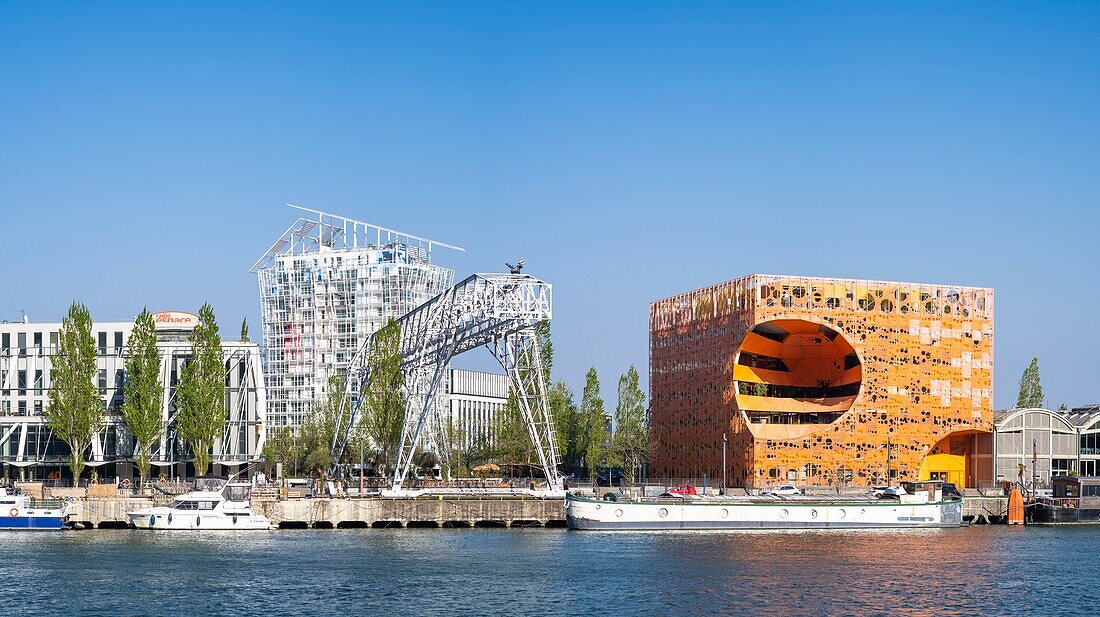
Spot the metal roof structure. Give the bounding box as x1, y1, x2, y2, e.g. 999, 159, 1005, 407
249, 204, 465, 273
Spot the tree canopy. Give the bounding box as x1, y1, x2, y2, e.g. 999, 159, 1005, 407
360, 319, 405, 474
579, 367, 609, 477
45, 302, 102, 480
1016, 357, 1044, 409
176, 303, 226, 476
122, 308, 164, 485
612, 365, 648, 482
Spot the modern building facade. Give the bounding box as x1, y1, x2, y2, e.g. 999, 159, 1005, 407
251, 206, 460, 430
649, 274, 995, 488
1070, 405, 1100, 476
443, 369, 509, 451
0, 312, 266, 480
993, 407, 1078, 484
993, 406, 1100, 485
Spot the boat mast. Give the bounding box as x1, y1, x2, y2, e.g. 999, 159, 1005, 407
885, 434, 892, 486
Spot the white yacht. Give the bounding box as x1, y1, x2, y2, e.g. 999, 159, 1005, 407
128, 477, 273, 530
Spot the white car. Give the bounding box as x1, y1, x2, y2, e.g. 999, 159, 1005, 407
761, 484, 802, 497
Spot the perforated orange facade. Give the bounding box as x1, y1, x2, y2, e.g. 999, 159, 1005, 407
649, 274, 994, 488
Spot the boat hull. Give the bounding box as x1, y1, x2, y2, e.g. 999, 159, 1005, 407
0, 514, 66, 530
566, 495, 964, 530
128, 509, 273, 530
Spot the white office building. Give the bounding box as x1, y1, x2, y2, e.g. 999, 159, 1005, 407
443, 369, 510, 450
0, 311, 266, 481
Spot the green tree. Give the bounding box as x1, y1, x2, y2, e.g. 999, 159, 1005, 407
549, 381, 579, 472
121, 308, 164, 485
612, 365, 648, 482
176, 303, 226, 476
240, 318, 250, 343
45, 302, 102, 481
1016, 357, 1044, 409
535, 320, 552, 391
579, 367, 609, 478
299, 371, 352, 476
496, 395, 535, 463
1059, 403, 1068, 411
360, 319, 405, 474
493, 321, 555, 465
449, 428, 494, 476
263, 426, 304, 478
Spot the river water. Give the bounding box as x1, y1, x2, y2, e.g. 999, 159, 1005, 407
0, 526, 1092, 616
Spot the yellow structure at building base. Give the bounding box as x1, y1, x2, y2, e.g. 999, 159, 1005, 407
918, 453, 967, 487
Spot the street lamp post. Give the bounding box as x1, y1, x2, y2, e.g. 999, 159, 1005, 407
722, 432, 728, 495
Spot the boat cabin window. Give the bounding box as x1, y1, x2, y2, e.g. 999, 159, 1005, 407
225, 485, 251, 502
198, 501, 216, 510
170, 500, 198, 510
194, 477, 225, 492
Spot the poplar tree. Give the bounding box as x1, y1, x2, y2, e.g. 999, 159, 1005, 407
122, 308, 164, 485
46, 302, 102, 481
613, 365, 648, 482
579, 367, 609, 478
1016, 357, 1044, 409
549, 381, 579, 472
240, 318, 250, 343
361, 319, 405, 472
176, 303, 225, 476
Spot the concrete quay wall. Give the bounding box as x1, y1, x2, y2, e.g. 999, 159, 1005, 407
68, 498, 154, 528
963, 496, 1008, 524
255, 497, 567, 528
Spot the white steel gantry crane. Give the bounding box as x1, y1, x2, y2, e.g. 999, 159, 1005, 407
330, 273, 561, 495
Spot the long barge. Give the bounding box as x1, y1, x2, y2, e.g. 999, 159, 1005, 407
566, 482, 964, 531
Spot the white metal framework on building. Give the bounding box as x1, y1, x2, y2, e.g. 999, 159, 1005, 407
251, 205, 462, 430
331, 273, 561, 492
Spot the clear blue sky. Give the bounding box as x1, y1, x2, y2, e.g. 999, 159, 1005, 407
2, 3, 1098, 410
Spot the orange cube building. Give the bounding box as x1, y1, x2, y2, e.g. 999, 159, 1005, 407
648, 275, 994, 489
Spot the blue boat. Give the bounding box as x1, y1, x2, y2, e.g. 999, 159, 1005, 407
0, 487, 68, 530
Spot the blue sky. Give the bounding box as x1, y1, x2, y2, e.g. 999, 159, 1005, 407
2, 3, 1098, 410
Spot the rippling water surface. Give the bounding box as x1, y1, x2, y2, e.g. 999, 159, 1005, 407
0, 526, 1093, 616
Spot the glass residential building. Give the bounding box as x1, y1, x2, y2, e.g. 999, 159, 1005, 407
251, 206, 460, 430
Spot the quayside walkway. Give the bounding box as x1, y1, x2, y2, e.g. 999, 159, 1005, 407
258, 495, 566, 529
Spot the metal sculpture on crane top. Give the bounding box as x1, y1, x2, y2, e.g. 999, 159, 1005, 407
330, 273, 560, 493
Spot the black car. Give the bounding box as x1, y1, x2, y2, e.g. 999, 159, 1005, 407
594, 467, 627, 487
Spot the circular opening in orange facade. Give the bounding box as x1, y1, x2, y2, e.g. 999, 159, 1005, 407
734, 319, 862, 426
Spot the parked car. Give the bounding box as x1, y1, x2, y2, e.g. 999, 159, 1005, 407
667, 484, 697, 495
761, 484, 802, 497
594, 467, 626, 487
